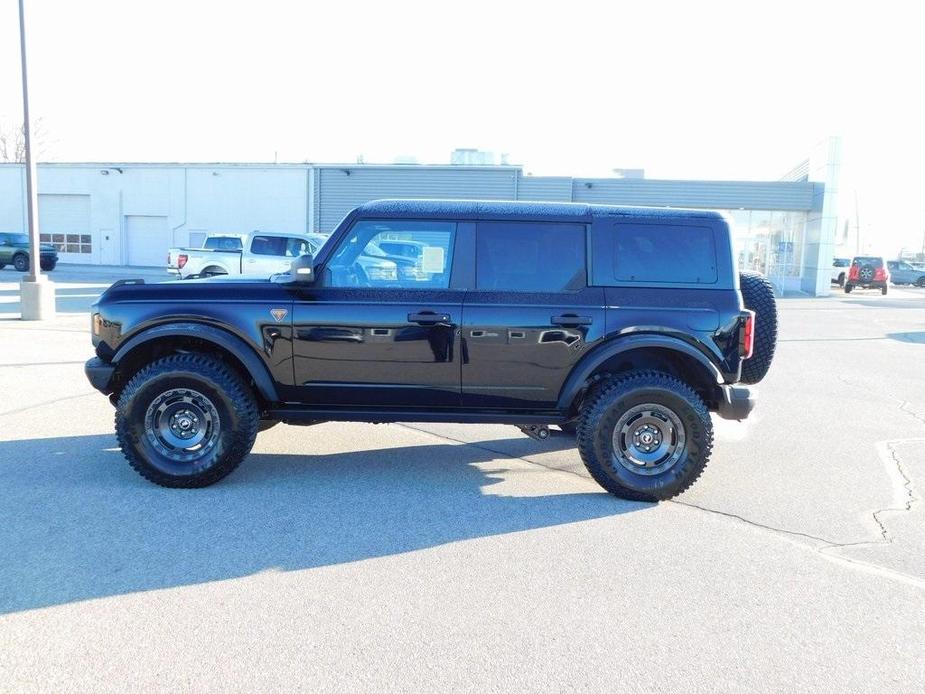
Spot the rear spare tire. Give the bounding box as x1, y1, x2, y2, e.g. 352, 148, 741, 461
739, 271, 777, 385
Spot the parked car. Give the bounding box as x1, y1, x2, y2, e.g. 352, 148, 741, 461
167, 231, 328, 279
85, 199, 777, 502
844, 256, 889, 294
830, 257, 851, 286
886, 260, 925, 287
0, 232, 58, 272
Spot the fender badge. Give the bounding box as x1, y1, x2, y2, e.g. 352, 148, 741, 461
270, 308, 288, 322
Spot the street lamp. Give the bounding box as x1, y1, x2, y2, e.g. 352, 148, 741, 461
17, 0, 55, 320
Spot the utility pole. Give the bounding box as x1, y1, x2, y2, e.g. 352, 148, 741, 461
17, 0, 55, 320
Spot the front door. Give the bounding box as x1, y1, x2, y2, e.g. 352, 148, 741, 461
291, 219, 464, 408
461, 221, 605, 409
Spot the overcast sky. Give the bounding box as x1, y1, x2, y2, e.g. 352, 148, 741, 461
1, 0, 923, 251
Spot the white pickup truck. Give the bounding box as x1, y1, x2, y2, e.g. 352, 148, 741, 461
167, 232, 329, 279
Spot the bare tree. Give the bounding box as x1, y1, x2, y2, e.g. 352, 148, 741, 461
0, 118, 49, 162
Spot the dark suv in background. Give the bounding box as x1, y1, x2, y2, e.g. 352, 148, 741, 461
0, 232, 58, 272
84, 200, 777, 502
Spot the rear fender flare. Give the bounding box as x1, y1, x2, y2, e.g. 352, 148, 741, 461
112, 322, 279, 402
557, 334, 722, 410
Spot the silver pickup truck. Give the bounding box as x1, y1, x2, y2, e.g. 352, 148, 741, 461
167, 232, 329, 279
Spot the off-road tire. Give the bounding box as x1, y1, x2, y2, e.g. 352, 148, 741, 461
738, 271, 777, 385
12, 254, 28, 272
115, 353, 259, 487
576, 370, 713, 502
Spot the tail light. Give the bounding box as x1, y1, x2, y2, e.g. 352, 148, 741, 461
739, 310, 755, 359
848, 264, 860, 281
874, 267, 887, 281
178, 254, 188, 269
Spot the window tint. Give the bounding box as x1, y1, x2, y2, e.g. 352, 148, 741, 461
326, 220, 456, 289
608, 223, 717, 284
476, 222, 585, 292
833, 258, 851, 268
250, 235, 309, 257
852, 256, 883, 267
204, 236, 243, 250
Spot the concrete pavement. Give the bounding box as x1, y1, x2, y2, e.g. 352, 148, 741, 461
0, 278, 923, 691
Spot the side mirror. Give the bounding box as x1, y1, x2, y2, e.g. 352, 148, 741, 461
289, 253, 315, 283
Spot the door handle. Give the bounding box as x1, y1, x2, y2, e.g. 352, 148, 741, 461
551, 314, 592, 327
408, 311, 452, 325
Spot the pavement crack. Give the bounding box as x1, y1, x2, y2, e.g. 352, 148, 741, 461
669, 500, 836, 544
869, 440, 919, 542
0, 391, 96, 417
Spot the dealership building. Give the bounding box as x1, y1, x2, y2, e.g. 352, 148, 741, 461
0, 137, 841, 296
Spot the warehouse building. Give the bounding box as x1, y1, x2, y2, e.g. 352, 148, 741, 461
0, 138, 840, 295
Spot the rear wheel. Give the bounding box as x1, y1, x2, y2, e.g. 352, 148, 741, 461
577, 371, 713, 502
738, 271, 777, 385
115, 353, 258, 487
881, 285, 889, 295
836, 272, 845, 287
40, 259, 56, 271
12, 254, 28, 272
844, 284, 854, 294
917, 277, 925, 288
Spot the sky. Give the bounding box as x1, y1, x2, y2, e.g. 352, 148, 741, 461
1, 0, 923, 252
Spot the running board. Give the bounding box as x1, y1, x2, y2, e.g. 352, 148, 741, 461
267, 407, 567, 425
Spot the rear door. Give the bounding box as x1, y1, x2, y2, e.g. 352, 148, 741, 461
246, 235, 310, 276
290, 219, 465, 407
461, 221, 605, 409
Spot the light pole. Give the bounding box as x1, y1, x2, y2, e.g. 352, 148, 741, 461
17, 0, 55, 320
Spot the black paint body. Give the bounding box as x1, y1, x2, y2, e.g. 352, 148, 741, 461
87, 200, 752, 422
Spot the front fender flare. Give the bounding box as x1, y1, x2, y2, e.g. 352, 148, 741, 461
112, 322, 279, 403
556, 334, 723, 410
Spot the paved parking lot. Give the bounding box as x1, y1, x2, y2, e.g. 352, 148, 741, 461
1, 268, 924, 691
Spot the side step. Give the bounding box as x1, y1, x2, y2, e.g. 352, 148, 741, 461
267, 407, 567, 426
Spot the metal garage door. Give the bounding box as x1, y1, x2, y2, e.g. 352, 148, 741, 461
38, 194, 92, 262
125, 215, 169, 266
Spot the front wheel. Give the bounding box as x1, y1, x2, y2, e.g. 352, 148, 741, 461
844, 284, 854, 293
916, 277, 925, 288
577, 371, 713, 502
13, 254, 28, 272
115, 353, 259, 487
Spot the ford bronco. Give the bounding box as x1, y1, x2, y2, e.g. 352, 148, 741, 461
84, 200, 777, 501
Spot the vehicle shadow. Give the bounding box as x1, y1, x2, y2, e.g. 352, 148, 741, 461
0, 432, 645, 614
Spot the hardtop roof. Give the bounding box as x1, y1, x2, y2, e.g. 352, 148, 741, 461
355, 199, 726, 222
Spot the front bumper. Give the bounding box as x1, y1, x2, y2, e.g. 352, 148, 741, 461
84, 356, 115, 395
716, 385, 755, 421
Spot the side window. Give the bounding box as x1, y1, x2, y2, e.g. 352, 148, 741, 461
250, 235, 288, 256
476, 222, 586, 292
593, 222, 717, 284
285, 237, 309, 258
325, 220, 456, 289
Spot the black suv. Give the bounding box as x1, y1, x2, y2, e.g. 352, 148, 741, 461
85, 200, 777, 501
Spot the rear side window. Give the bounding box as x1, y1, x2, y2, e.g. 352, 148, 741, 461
476, 222, 585, 292
593, 222, 717, 284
